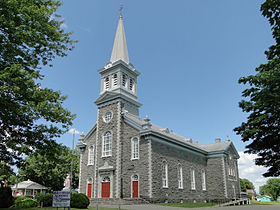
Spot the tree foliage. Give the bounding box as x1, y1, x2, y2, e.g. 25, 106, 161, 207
0, 161, 15, 183
259, 178, 280, 201
234, 0, 280, 177
0, 0, 75, 166
18, 143, 79, 191
240, 178, 255, 192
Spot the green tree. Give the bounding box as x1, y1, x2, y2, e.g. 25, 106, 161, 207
240, 178, 255, 192
259, 178, 280, 201
0, 161, 15, 186
234, 0, 280, 177
18, 143, 79, 191
0, 0, 75, 167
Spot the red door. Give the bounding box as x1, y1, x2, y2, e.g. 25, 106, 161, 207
101, 182, 110, 198
132, 181, 138, 198
87, 184, 92, 198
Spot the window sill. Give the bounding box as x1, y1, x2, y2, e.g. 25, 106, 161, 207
131, 158, 139, 161
162, 186, 168, 189
102, 155, 112, 158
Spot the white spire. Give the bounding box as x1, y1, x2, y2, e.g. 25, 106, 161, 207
110, 15, 129, 64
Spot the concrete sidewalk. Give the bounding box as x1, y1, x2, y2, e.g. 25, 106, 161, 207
98, 204, 280, 210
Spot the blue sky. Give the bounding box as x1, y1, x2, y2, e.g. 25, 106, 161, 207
41, 0, 274, 191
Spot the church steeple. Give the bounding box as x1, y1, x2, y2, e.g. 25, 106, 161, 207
110, 14, 129, 64
95, 12, 142, 116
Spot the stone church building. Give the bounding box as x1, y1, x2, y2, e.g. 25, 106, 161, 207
77, 14, 241, 203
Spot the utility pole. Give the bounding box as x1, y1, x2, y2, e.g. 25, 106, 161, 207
70, 132, 75, 192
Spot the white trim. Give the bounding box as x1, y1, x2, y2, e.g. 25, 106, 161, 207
88, 145, 94, 165
86, 177, 93, 198
222, 157, 228, 198
102, 130, 112, 157
131, 136, 139, 160
191, 168, 196, 190
162, 160, 168, 188
103, 110, 113, 123
148, 139, 152, 198
112, 73, 118, 87
99, 173, 113, 198
131, 174, 140, 198
178, 163, 183, 189
116, 102, 121, 198
93, 109, 100, 198
202, 169, 206, 191
78, 153, 82, 193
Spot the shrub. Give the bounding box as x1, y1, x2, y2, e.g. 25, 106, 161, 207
15, 196, 30, 202
70, 193, 89, 208
15, 198, 39, 208
35, 193, 53, 207
0, 187, 14, 208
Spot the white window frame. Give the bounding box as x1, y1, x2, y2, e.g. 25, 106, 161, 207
112, 73, 118, 86
131, 137, 139, 160
88, 145, 94, 165
129, 78, 134, 91
202, 169, 206, 191
104, 76, 110, 90
162, 160, 168, 188
191, 168, 196, 190
178, 164, 183, 189
103, 111, 113, 123
102, 131, 112, 157
122, 74, 127, 87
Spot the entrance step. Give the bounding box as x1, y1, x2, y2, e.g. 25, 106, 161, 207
90, 198, 150, 205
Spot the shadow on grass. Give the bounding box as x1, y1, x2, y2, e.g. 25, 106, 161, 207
156, 202, 218, 208
1, 207, 122, 210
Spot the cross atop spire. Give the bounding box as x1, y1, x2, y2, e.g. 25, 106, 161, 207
120, 4, 123, 18
110, 10, 129, 64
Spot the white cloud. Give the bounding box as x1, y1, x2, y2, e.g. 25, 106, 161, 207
238, 152, 269, 193
68, 128, 80, 135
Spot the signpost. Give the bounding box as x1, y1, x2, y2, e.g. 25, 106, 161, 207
52, 191, 70, 209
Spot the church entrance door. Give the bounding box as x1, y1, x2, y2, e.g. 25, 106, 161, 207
101, 177, 110, 198
87, 183, 92, 198
132, 175, 139, 198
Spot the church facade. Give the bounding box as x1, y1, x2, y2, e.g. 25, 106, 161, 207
77, 14, 241, 203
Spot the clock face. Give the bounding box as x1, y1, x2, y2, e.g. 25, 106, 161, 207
103, 111, 113, 123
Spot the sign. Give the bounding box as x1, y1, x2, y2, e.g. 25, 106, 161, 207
52, 191, 70, 207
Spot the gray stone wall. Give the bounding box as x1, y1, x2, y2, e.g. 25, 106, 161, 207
95, 102, 121, 198
150, 139, 208, 203
120, 120, 150, 199
79, 131, 96, 196
224, 148, 241, 199
206, 157, 227, 201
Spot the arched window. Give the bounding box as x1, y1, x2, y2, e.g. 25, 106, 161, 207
88, 145, 94, 165
178, 164, 183, 189
113, 73, 118, 86
102, 176, 110, 182
129, 78, 134, 91
162, 161, 168, 188
131, 137, 139, 160
191, 168, 196, 190
104, 77, 110, 90
102, 131, 112, 157
201, 169, 206, 191
122, 74, 127, 87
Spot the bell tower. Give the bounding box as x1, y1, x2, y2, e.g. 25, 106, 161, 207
94, 14, 141, 116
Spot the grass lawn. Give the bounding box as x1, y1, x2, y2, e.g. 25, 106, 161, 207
1, 207, 121, 210
156, 202, 218, 208
252, 200, 280, 205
